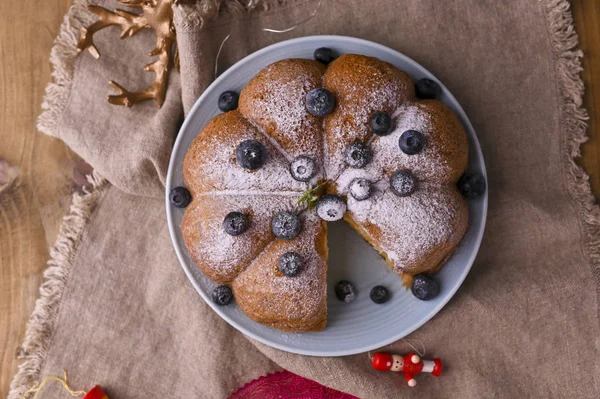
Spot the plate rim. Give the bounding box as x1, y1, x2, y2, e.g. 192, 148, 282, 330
166, 34, 488, 357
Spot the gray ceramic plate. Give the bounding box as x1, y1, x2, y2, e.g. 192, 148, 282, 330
166, 35, 487, 357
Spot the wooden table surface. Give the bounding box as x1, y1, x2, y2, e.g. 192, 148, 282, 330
0, 0, 598, 395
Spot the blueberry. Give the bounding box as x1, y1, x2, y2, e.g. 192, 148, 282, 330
306, 88, 335, 117
223, 212, 249, 236
390, 170, 416, 197
415, 78, 440, 99
236, 140, 266, 170
169, 186, 192, 208
335, 280, 356, 303
349, 178, 373, 201
399, 130, 425, 155
212, 285, 234, 306
290, 156, 317, 182
345, 142, 372, 169
370, 285, 390, 304
278, 252, 303, 277
369, 112, 394, 136
411, 274, 440, 301
316, 194, 346, 222
314, 47, 337, 64
458, 173, 486, 199
272, 212, 302, 240
218, 90, 239, 112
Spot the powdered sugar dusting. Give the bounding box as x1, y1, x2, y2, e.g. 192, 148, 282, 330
184, 112, 307, 195
239, 60, 324, 165
336, 99, 469, 273
182, 193, 305, 283
245, 117, 294, 162
335, 101, 461, 192
323, 55, 415, 180
195, 190, 304, 197
370, 102, 457, 182
324, 82, 407, 180
334, 166, 388, 199
233, 210, 327, 326
346, 185, 465, 271
260, 79, 313, 140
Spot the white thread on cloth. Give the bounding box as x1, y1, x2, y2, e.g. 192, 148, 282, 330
214, 33, 231, 80
261, 0, 321, 33
214, 1, 321, 78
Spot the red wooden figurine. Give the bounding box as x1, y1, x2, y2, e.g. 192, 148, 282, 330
371, 352, 442, 387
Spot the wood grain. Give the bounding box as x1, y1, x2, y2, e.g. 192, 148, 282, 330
0, 0, 598, 396
573, 0, 600, 199
0, 0, 74, 396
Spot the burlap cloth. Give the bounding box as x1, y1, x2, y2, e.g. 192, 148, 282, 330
9, 0, 600, 398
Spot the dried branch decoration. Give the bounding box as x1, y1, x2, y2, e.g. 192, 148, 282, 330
77, 0, 179, 107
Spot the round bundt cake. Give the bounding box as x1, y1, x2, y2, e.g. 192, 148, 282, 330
181, 53, 469, 332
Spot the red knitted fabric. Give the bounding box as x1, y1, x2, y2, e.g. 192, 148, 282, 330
228, 371, 358, 399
